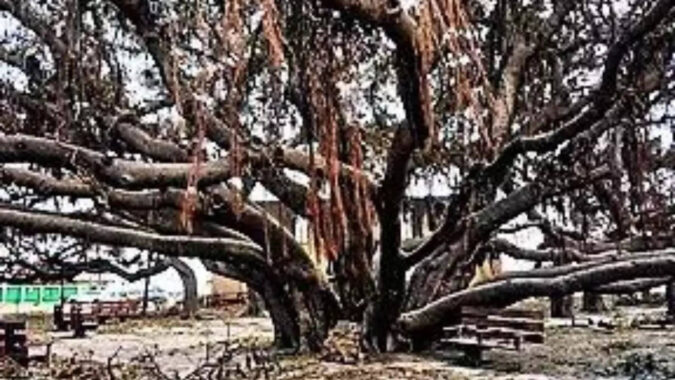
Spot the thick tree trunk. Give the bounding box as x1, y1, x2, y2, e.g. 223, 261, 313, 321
202, 260, 304, 350
667, 279, 675, 316
362, 261, 405, 352
362, 215, 406, 352
401, 242, 475, 350
581, 292, 606, 313
169, 257, 199, 317
550, 254, 574, 318
257, 280, 301, 349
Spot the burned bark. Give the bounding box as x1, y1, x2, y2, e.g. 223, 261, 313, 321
202, 260, 302, 350
398, 250, 675, 334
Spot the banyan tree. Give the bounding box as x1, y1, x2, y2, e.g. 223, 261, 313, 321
0, 0, 673, 352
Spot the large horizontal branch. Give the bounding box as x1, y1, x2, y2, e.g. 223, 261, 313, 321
0, 167, 93, 197
403, 165, 611, 267
74, 258, 171, 282
493, 250, 672, 282
101, 119, 311, 217
398, 248, 675, 334
0, 134, 232, 189
111, 122, 189, 163
0, 206, 265, 265
582, 234, 675, 255
0, 166, 318, 285
487, 238, 590, 262
274, 147, 377, 196
488, 233, 675, 266
592, 277, 672, 294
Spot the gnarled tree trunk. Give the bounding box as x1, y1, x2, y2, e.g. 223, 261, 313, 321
202, 260, 316, 350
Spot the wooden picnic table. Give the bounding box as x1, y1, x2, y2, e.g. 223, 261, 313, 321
0, 319, 51, 366
440, 306, 545, 364
54, 299, 146, 336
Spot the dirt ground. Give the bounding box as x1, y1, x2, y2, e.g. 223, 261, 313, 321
3, 303, 675, 379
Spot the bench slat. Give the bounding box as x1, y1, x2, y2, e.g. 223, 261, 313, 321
439, 338, 518, 351
445, 325, 544, 344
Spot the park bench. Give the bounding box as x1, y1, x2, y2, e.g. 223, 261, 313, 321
55, 300, 143, 336
69, 303, 100, 338
54, 303, 99, 337
0, 320, 52, 366
92, 300, 141, 323
440, 306, 545, 364
202, 292, 247, 308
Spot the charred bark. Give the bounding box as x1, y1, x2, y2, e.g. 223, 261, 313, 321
399, 251, 675, 335
362, 128, 415, 352
203, 260, 301, 350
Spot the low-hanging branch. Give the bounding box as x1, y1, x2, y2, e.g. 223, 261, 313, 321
592, 277, 672, 294
398, 249, 675, 334
0, 205, 266, 264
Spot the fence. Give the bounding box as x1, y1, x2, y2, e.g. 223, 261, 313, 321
0, 283, 88, 313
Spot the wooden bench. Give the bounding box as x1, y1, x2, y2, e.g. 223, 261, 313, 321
70, 304, 100, 338
0, 320, 52, 366
55, 303, 100, 338
55, 300, 143, 336
202, 292, 246, 308
92, 300, 141, 323
440, 307, 545, 364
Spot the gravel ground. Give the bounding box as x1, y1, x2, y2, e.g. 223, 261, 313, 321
3, 304, 675, 379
